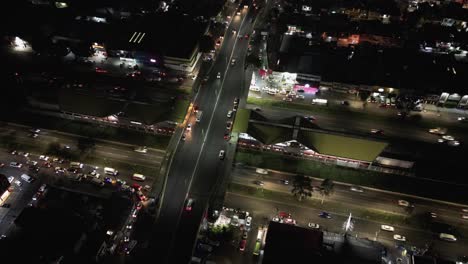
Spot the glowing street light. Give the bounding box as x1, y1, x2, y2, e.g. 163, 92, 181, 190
342, 213, 354, 232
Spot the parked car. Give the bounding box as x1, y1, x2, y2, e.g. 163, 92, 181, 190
246, 216, 252, 227
39, 155, 49, 161
239, 239, 247, 251
219, 150, 225, 160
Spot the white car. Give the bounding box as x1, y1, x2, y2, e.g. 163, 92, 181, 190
381, 225, 395, 232
393, 234, 406, 241
23, 152, 30, 157
217, 72, 221, 79
39, 155, 49, 161
14, 180, 22, 187
9, 162, 22, 168
219, 150, 225, 160
448, 140, 460, 147
134, 146, 148, 153
350, 186, 364, 193
429, 127, 446, 135
442, 135, 455, 141
8, 176, 14, 183
246, 216, 252, 227
256, 168, 268, 175
227, 111, 233, 118
461, 214, 468, 219
231, 58, 236, 65
308, 223, 320, 229
186, 123, 192, 131
462, 208, 468, 213
398, 200, 410, 207
439, 233, 457, 242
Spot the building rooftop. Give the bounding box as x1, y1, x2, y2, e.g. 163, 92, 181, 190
263, 221, 384, 264
107, 12, 208, 59
263, 221, 324, 264
276, 34, 322, 76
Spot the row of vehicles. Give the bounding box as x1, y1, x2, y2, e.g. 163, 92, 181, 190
381, 224, 458, 242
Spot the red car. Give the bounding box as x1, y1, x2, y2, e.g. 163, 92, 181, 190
239, 239, 247, 251
185, 198, 194, 211
278, 211, 291, 218
95, 67, 108, 73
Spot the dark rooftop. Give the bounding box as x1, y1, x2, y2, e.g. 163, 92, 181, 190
107, 12, 208, 59
276, 34, 321, 75
263, 221, 383, 264
263, 221, 324, 264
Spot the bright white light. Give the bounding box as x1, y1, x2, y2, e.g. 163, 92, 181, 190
378, 88, 384, 92
14, 37, 26, 47
150, 59, 156, 63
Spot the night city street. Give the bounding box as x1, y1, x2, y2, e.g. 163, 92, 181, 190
1, 0, 468, 264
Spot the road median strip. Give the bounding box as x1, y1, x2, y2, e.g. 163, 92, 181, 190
227, 182, 406, 225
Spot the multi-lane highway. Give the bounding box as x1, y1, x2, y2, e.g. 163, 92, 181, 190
147, 5, 257, 263
0, 123, 163, 170
231, 167, 468, 226
224, 191, 468, 262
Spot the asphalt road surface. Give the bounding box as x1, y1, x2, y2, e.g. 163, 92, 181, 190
231, 167, 468, 227
147, 6, 257, 263
0, 123, 163, 170
223, 191, 468, 262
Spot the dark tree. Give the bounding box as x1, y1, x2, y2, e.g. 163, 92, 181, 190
246, 54, 261, 68
291, 174, 313, 201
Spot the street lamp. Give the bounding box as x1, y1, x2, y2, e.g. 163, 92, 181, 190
342, 213, 354, 233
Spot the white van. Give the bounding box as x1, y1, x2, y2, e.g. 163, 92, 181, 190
132, 173, 146, 181
196, 111, 203, 122
70, 162, 83, 168
21, 174, 33, 183
439, 233, 457, 242
104, 167, 118, 176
